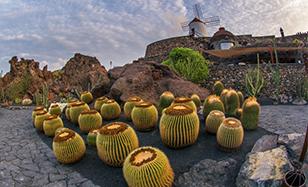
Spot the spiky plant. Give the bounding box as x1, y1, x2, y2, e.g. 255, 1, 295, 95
49, 104, 62, 116
80, 91, 93, 104
34, 110, 50, 131
65, 99, 79, 120
131, 102, 158, 131
205, 110, 225, 134
158, 91, 175, 113
172, 97, 196, 112
100, 99, 121, 120
43, 115, 64, 137
124, 96, 143, 121
190, 94, 201, 108
236, 108, 243, 119
94, 96, 108, 111
78, 110, 102, 133
213, 81, 224, 96
123, 146, 174, 187
160, 104, 199, 148
52, 129, 86, 164
96, 122, 139, 167
216, 118, 244, 150
241, 97, 260, 130
202, 95, 225, 119
87, 128, 100, 146
69, 101, 90, 124
32, 106, 46, 124
237, 91, 244, 107
222, 89, 240, 117
55, 127, 71, 136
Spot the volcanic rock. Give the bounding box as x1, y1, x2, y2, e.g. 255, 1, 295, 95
278, 133, 308, 162
251, 135, 278, 153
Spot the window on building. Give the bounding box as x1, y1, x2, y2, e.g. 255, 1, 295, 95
220, 42, 234, 50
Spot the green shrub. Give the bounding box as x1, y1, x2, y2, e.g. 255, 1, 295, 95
162, 47, 209, 83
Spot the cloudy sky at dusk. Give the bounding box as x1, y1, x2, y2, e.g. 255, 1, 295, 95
0, 0, 307, 73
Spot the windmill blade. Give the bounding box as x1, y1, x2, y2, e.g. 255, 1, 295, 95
203, 16, 220, 24
193, 3, 203, 19
204, 19, 220, 27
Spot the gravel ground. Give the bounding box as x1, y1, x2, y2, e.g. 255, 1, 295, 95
0, 105, 307, 187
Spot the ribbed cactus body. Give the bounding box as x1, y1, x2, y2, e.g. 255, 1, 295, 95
55, 127, 71, 136
80, 91, 93, 104
43, 115, 64, 137
241, 97, 260, 130
100, 99, 121, 120
94, 96, 108, 111
123, 146, 174, 187
203, 95, 225, 119
172, 97, 197, 112
78, 110, 102, 132
191, 94, 201, 108
205, 110, 225, 134
158, 91, 175, 112
53, 129, 86, 164
32, 106, 46, 124
131, 102, 158, 131
34, 110, 50, 131
213, 81, 224, 96
124, 96, 143, 121
160, 104, 199, 148
96, 122, 139, 167
87, 129, 100, 146
49, 104, 62, 116
237, 91, 244, 107
222, 89, 240, 117
69, 102, 90, 124
216, 118, 244, 150
65, 99, 79, 120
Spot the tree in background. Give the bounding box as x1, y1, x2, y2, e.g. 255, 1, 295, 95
162, 47, 209, 84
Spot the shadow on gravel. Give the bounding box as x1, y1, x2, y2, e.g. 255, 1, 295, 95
37, 112, 271, 187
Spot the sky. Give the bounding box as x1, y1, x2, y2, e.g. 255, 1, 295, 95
0, 0, 307, 73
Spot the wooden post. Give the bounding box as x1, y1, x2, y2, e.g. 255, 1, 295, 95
299, 124, 308, 163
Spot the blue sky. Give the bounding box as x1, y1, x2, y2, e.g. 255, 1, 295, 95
0, 0, 307, 73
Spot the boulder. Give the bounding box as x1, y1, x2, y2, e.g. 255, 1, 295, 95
236, 146, 293, 187
107, 60, 209, 104
251, 135, 278, 153
175, 158, 237, 187
278, 133, 308, 162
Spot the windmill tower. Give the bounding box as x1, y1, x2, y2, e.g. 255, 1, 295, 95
181, 3, 220, 37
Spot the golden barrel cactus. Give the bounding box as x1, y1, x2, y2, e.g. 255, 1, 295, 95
100, 99, 121, 120
203, 95, 225, 119
32, 106, 46, 124
190, 94, 201, 109
80, 91, 93, 104
78, 110, 102, 132
87, 128, 100, 146
96, 122, 139, 167
221, 89, 240, 117
216, 118, 244, 150
160, 104, 200, 148
213, 80, 224, 96
241, 97, 260, 130
69, 101, 90, 124
43, 115, 64, 137
94, 96, 108, 111
172, 97, 197, 112
49, 104, 62, 116
123, 146, 174, 187
158, 91, 175, 113
237, 91, 244, 107
131, 102, 158, 131
205, 110, 225, 134
34, 110, 50, 131
52, 129, 86, 164
65, 99, 79, 120
55, 127, 71, 137
124, 96, 143, 121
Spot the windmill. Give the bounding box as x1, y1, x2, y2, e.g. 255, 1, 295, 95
181, 3, 220, 37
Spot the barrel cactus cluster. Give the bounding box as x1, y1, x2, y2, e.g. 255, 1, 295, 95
94, 96, 108, 111
124, 96, 143, 120
131, 101, 158, 131
172, 97, 197, 112
70, 101, 90, 124
43, 115, 64, 136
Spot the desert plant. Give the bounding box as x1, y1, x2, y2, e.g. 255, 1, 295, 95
241, 97, 260, 130
96, 122, 139, 167
94, 96, 108, 111
14, 98, 22, 105
78, 110, 102, 133
49, 104, 62, 116
217, 118, 244, 150
213, 81, 224, 96
245, 53, 264, 97
124, 96, 143, 121
80, 91, 93, 104
87, 128, 100, 146
123, 146, 174, 187
162, 47, 209, 83
22, 98, 32, 106
55, 127, 71, 136
32, 106, 46, 124
237, 91, 244, 107
65, 99, 79, 120
43, 115, 64, 137
296, 76, 308, 100
69, 101, 90, 124
160, 104, 199, 148
52, 129, 86, 164
205, 110, 225, 134
33, 83, 49, 107
221, 89, 240, 117
34, 110, 50, 131
158, 91, 175, 113
4, 71, 32, 101
190, 94, 201, 108
100, 99, 121, 120
172, 97, 197, 112
131, 102, 158, 131
203, 95, 225, 119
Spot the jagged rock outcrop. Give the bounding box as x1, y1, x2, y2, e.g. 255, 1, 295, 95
107, 60, 210, 104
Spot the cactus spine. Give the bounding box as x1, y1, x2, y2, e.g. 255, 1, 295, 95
78, 110, 102, 133
94, 96, 108, 111
131, 102, 158, 131
43, 115, 64, 137
213, 81, 224, 96
100, 99, 121, 120
241, 97, 260, 130
158, 91, 175, 113
205, 110, 225, 134
124, 96, 143, 121
203, 95, 225, 119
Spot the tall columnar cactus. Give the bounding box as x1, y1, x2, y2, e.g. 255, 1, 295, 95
158, 91, 175, 113
34, 110, 50, 131
222, 89, 240, 117
49, 104, 62, 116
94, 96, 108, 111
190, 94, 201, 109
216, 118, 244, 150
32, 106, 46, 124
69, 101, 90, 124
78, 110, 102, 133
172, 97, 197, 112
52, 129, 86, 164
124, 96, 143, 121
80, 91, 93, 104
203, 95, 225, 119
123, 146, 174, 187
237, 91, 244, 107
87, 128, 100, 146
43, 115, 64, 137
241, 97, 260, 130
160, 104, 199, 148
205, 110, 225, 134
100, 99, 121, 120
65, 99, 79, 120
213, 81, 225, 96
96, 122, 139, 167
131, 102, 158, 131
